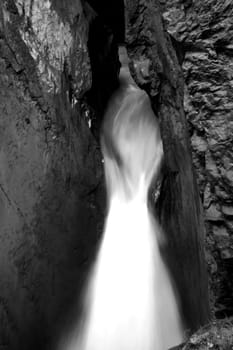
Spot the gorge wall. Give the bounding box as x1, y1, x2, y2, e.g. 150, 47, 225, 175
0, 1, 112, 348
160, 0, 233, 317
124, 0, 210, 332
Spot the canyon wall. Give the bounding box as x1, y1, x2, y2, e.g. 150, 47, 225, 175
160, 0, 233, 317
125, 0, 210, 332
0, 1, 108, 348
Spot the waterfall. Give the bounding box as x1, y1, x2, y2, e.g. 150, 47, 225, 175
59, 47, 184, 350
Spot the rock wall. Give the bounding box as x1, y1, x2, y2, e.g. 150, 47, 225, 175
160, 0, 233, 317
125, 0, 210, 333
0, 1, 108, 349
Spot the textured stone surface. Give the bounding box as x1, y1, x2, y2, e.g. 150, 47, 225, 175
13, 0, 91, 96
160, 0, 233, 317
0, 1, 105, 349
125, 0, 210, 333
179, 318, 233, 350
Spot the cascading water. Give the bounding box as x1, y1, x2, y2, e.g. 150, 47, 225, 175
60, 47, 184, 350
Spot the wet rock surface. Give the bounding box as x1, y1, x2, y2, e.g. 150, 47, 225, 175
160, 0, 233, 317
181, 318, 233, 350
0, 1, 110, 349
125, 0, 210, 333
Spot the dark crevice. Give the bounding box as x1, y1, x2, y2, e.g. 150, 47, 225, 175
86, 0, 125, 43
85, 15, 121, 139
81, 1, 125, 139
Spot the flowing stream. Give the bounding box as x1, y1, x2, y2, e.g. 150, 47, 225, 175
60, 47, 184, 350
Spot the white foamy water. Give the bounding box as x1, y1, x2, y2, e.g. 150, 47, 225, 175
59, 49, 184, 350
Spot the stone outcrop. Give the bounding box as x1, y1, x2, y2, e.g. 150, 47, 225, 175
0, 1, 109, 349
178, 318, 233, 350
160, 0, 233, 317
125, 0, 210, 333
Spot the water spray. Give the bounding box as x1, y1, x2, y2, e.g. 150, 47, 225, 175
59, 46, 184, 350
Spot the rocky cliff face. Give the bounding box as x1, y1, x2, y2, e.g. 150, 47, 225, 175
0, 1, 110, 349
125, 0, 210, 332
160, 0, 233, 317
